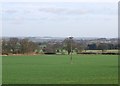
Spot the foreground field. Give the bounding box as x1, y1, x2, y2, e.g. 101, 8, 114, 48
2, 55, 118, 84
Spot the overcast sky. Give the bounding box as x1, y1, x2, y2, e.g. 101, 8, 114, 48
1, 0, 118, 38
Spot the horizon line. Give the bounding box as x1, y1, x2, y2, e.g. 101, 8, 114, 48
1, 36, 118, 38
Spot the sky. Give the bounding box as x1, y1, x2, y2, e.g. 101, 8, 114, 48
1, 0, 118, 38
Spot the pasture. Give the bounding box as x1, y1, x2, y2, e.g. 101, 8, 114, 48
2, 55, 118, 84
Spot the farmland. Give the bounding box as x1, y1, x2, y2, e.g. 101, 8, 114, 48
2, 55, 118, 84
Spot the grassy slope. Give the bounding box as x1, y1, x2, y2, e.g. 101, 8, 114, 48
2, 55, 118, 84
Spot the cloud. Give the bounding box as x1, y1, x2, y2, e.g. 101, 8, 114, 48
2, 9, 17, 14
39, 8, 66, 14
1, 0, 118, 3
38, 8, 91, 15
66, 9, 91, 15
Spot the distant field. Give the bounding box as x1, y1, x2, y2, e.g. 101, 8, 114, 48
2, 55, 118, 84
81, 50, 118, 53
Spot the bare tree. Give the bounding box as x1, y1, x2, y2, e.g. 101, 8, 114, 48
63, 37, 75, 55
8, 38, 19, 54
20, 39, 38, 54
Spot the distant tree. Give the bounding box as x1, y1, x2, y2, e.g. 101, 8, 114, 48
19, 39, 29, 54
97, 43, 108, 53
28, 41, 39, 53
2, 40, 10, 55
63, 37, 75, 55
52, 42, 63, 53
75, 42, 87, 53
107, 43, 114, 50
87, 43, 97, 50
8, 38, 19, 54
43, 44, 56, 54
20, 39, 38, 54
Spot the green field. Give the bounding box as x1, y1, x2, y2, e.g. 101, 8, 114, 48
2, 55, 118, 84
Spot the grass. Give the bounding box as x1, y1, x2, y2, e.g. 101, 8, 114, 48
0, 56, 2, 85
2, 55, 118, 84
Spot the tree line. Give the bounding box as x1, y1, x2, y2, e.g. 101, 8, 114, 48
2, 38, 38, 55
1, 37, 119, 55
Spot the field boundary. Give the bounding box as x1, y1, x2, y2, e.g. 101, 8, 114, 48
1, 84, 119, 86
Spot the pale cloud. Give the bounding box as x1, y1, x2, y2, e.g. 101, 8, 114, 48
2, 7, 91, 16
2, 9, 17, 14
39, 8, 66, 14
39, 8, 91, 15
66, 9, 91, 15
0, 0, 119, 3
